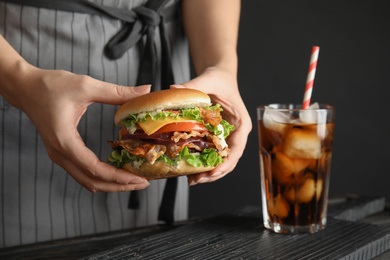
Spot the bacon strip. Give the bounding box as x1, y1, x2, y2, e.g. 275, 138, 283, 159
108, 140, 166, 164
201, 107, 222, 126
109, 111, 230, 163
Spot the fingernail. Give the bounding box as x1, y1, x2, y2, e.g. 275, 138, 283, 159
134, 85, 151, 93
211, 172, 223, 178
189, 180, 197, 186
170, 84, 184, 89
197, 177, 210, 184
129, 177, 148, 185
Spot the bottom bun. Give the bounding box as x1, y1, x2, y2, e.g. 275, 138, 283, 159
122, 160, 215, 180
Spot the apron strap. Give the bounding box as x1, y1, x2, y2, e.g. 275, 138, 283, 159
1, 0, 104, 14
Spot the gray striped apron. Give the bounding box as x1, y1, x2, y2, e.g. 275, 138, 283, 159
0, 0, 190, 248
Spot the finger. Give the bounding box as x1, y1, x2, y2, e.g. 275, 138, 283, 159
187, 161, 232, 185
187, 172, 209, 186
51, 132, 149, 186
90, 82, 151, 105
61, 156, 150, 192
71, 148, 148, 185
187, 132, 247, 186
54, 148, 149, 192
169, 84, 185, 89
187, 163, 233, 186
172, 78, 203, 91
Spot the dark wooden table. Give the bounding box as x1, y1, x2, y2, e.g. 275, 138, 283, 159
1, 194, 390, 260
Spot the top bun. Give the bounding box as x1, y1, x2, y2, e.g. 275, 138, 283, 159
115, 88, 211, 125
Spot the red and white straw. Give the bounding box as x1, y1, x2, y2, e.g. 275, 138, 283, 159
302, 46, 320, 109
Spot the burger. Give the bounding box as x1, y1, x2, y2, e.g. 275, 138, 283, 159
107, 88, 235, 179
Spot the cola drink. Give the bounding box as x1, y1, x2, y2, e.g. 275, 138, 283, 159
257, 103, 335, 233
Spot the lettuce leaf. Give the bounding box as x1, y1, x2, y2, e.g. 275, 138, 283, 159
107, 149, 145, 168
121, 104, 235, 137
107, 146, 223, 169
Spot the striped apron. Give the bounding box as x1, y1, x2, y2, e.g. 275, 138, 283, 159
0, 0, 190, 248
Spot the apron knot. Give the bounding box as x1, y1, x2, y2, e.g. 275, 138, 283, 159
134, 6, 161, 29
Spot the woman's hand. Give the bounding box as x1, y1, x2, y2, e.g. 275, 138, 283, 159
3, 59, 151, 192
172, 67, 252, 185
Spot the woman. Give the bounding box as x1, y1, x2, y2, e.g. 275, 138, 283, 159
0, 0, 252, 247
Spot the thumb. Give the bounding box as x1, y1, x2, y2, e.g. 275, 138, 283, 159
170, 78, 203, 92
124, 84, 152, 98
169, 84, 185, 89
92, 83, 151, 105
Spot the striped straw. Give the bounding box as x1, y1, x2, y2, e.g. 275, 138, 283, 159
302, 46, 320, 109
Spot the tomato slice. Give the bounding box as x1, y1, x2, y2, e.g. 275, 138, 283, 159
119, 122, 208, 138
154, 122, 208, 134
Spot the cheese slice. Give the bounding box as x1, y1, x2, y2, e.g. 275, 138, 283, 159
138, 117, 197, 135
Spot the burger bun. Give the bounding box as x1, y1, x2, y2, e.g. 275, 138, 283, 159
123, 160, 215, 180
115, 88, 211, 125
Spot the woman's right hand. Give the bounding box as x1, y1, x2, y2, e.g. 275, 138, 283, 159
0, 35, 150, 192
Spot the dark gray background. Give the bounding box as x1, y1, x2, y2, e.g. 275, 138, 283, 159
189, 0, 390, 218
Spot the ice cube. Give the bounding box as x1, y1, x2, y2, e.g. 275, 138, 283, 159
297, 177, 316, 203
284, 177, 323, 203
263, 107, 291, 134
299, 103, 327, 138
284, 186, 296, 203
308, 152, 332, 173
272, 150, 310, 185
309, 102, 320, 109
282, 128, 322, 159
268, 194, 290, 218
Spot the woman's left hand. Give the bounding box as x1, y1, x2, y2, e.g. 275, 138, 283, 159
171, 66, 252, 185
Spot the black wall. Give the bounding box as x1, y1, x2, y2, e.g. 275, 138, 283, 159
189, 0, 390, 218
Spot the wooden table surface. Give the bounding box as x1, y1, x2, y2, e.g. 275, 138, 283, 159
1, 194, 390, 260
